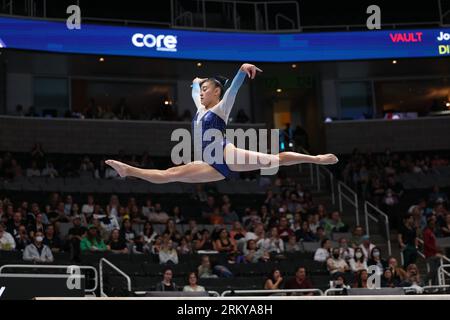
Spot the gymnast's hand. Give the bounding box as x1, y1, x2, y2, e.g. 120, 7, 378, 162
193, 77, 208, 84
240, 63, 263, 79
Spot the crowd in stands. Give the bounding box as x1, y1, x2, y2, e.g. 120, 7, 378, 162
11, 101, 253, 123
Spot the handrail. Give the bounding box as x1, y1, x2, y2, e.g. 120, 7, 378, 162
221, 288, 323, 296
438, 264, 450, 286
338, 181, 359, 226
99, 258, 132, 297
0, 264, 98, 293
317, 166, 336, 205
364, 201, 392, 256
325, 288, 345, 295
208, 291, 220, 297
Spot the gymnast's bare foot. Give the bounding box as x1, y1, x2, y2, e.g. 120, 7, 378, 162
316, 154, 339, 165
105, 160, 132, 178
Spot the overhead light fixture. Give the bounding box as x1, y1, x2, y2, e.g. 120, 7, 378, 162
99, 57, 105, 62
392, 60, 397, 64
276, 89, 282, 93
164, 100, 170, 105
197, 62, 202, 67
446, 102, 450, 107
291, 64, 297, 69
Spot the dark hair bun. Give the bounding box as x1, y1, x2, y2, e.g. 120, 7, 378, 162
213, 75, 229, 88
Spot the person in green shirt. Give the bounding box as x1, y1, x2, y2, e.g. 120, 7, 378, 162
80, 225, 108, 252
322, 211, 348, 237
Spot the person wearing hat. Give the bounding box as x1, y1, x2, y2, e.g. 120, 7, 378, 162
80, 225, 107, 252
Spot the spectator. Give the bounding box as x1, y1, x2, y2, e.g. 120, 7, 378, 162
177, 236, 193, 255
67, 215, 86, 262
97, 208, 120, 234
194, 229, 215, 252
284, 266, 314, 295
222, 204, 239, 225
398, 214, 418, 268
327, 247, 350, 275
314, 238, 331, 263
23, 231, 54, 263
428, 185, 448, 205
244, 239, 270, 263
155, 268, 178, 291
349, 247, 368, 273
6, 211, 23, 239
295, 221, 317, 242
331, 273, 351, 290
440, 214, 450, 238
107, 229, 128, 254
266, 227, 285, 255
198, 255, 218, 279
359, 235, 376, 259
183, 272, 206, 292
171, 206, 185, 224
163, 219, 183, 244
264, 269, 284, 290
80, 225, 108, 253
381, 268, 398, 288
132, 235, 148, 254
148, 203, 169, 224
387, 256, 407, 284
159, 238, 179, 265
142, 221, 158, 246
285, 235, 302, 253
41, 161, 59, 178
81, 195, 95, 218
0, 223, 16, 251
423, 216, 443, 284
338, 237, 354, 262
367, 247, 388, 276
30, 143, 45, 168
26, 160, 41, 177
43, 224, 62, 253
352, 270, 369, 289
277, 217, 295, 242
213, 229, 236, 254
399, 264, 424, 289
15, 225, 31, 251
120, 219, 136, 245
322, 211, 348, 237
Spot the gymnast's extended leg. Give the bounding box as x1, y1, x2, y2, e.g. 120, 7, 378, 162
105, 160, 224, 184
224, 144, 338, 172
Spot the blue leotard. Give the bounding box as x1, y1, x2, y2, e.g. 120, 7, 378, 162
191, 69, 246, 178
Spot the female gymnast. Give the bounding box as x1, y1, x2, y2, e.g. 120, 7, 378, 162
105, 63, 338, 183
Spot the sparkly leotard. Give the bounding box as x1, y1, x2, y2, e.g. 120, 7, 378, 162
191, 70, 246, 178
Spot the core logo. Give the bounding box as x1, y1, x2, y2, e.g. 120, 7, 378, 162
390, 32, 423, 43
132, 33, 177, 52
437, 31, 450, 42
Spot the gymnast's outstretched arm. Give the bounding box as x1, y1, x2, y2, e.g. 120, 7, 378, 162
191, 77, 207, 109
220, 64, 262, 122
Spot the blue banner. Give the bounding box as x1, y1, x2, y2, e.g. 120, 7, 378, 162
0, 16, 450, 62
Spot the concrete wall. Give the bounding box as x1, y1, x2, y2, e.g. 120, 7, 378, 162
325, 116, 450, 154
0, 116, 266, 155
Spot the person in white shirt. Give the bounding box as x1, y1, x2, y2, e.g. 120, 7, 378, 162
159, 238, 179, 265
349, 247, 368, 273
183, 272, 206, 292
41, 161, 59, 178
26, 161, 41, 177
359, 235, 376, 260
265, 227, 284, 254
148, 203, 169, 224
338, 237, 354, 261
23, 231, 54, 263
0, 223, 16, 251
327, 248, 350, 275
81, 195, 95, 217
314, 238, 332, 262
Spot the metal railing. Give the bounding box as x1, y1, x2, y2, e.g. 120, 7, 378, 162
99, 258, 132, 297
338, 181, 359, 226
221, 288, 323, 296
0, 264, 98, 294
364, 201, 392, 256
438, 261, 450, 286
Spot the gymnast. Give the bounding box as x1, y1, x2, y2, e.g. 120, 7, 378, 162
105, 63, 338, 183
